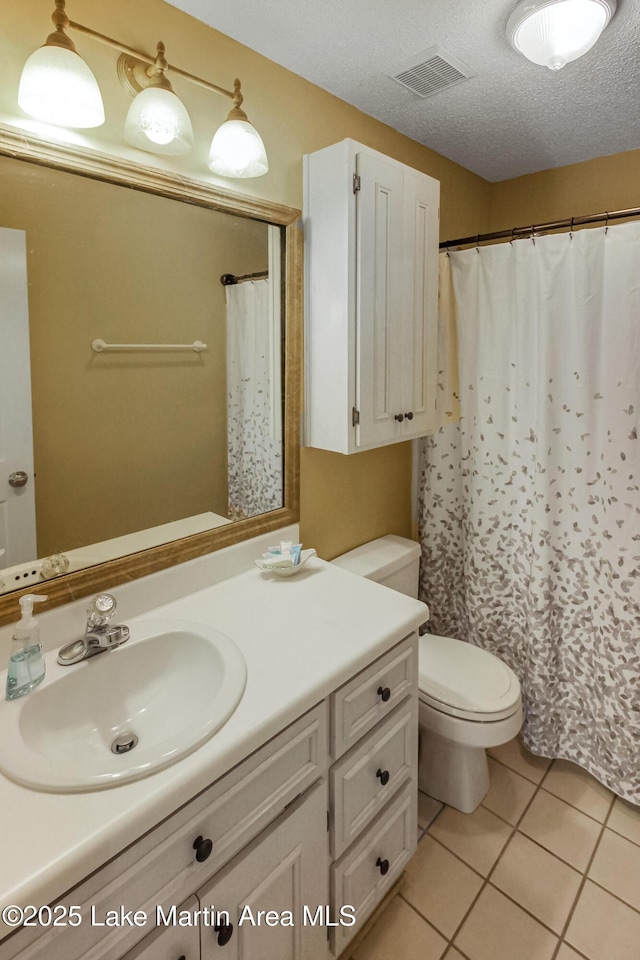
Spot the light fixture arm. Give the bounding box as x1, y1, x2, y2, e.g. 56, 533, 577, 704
44, 0, 77, 52
66, 17, 236, 102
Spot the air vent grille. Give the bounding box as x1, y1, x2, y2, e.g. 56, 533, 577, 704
390, 46, 475, 99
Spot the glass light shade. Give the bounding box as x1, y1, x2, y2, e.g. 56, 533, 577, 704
18, 45, 105, 128
208, 119, 269, 178
124, 87, 194, 156
508, 0, 615, 70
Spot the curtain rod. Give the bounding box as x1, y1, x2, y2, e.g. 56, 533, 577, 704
440, 205, 640, 250
220, 271, 268, 285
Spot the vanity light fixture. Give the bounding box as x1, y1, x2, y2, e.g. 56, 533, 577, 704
18, 0, 105, 128
18, 0, 269, 177
506, 0, 616, 70
122, 42, 194, 156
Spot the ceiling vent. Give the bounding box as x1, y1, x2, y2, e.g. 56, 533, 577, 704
389, 46, 476, 99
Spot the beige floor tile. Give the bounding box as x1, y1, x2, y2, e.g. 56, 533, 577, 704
491, 832, 582, 933
428, 804, 512, 876
588, 827, 640, 911
482, 758, 537, 825
556, 946, 587, 960
488, 738, 552, 783
418, 791, 444, 831
519, 789, 601, 871
608, 796, 640, 846
454, 886, 557, 960
443, 950, 467, 960
566, 880, 640, 960
352, 896, 447, 960
541, 759, 614, 822
403, 835, 483, 938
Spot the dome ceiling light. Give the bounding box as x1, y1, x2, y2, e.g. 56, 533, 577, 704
506, 0, 617, 71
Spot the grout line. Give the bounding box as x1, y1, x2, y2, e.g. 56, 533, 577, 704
548, 789, 615, 960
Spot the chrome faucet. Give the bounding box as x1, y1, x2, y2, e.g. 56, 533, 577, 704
57, 593, 130, 665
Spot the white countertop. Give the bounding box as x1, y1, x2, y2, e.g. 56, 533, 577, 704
0, 555, 427, 942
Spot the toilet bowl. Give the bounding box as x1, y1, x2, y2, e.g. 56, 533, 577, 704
331, 535, 523, 813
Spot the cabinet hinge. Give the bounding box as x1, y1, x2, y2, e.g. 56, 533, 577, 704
352, 407, 360, 427
353, 173, 361, 194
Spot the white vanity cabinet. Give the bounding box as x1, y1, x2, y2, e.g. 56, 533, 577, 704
0, 635, 419, 960
328, 634, 418, 955
304, 139, 440, 454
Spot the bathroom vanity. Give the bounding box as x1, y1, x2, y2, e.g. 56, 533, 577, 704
0, 541, 426, 960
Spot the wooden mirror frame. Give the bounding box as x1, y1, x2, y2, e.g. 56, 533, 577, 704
0, 124, 301, 626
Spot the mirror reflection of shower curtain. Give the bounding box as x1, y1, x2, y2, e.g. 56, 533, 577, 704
226, 275, 283, 520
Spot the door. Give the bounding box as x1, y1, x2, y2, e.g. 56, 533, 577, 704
0, 227, 36, 567
198, 783, 329, 960
355, 150, 406, 449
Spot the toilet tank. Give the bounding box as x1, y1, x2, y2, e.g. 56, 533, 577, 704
331, 535, 421, 599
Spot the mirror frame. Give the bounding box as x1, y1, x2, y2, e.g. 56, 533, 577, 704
0, 123, 301, 626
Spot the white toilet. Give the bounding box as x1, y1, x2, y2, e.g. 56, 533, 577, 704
332, 535, 522, 813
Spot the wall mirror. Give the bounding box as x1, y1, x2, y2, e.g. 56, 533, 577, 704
0, 125, 301, 625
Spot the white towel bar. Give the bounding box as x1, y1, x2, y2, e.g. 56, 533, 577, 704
91, 339, 207, 353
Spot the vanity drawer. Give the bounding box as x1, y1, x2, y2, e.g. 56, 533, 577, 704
0, 703, 327, 960
330, 782, 417, 956
120, 898, 200, 960
330, 698, 417, 859
330, 634, 417, 759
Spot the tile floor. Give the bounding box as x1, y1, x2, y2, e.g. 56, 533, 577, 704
348, 738, 640, 960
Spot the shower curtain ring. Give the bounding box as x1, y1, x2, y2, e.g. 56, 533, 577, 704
510, 227, 516, 246
475, 235, 480, 253
570, 217, 574, 239
605, 212, 609, 235
530, 225, 535, 246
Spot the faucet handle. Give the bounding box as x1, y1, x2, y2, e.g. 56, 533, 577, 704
86, 593, 117, 628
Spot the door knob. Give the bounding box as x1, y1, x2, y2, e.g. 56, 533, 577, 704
214, 921, 234, 946
404, 412, 414, 421
376, 857, 390, 875
394, 413, 404, 423
376, 768, 390, 786
8, 470, 28, 488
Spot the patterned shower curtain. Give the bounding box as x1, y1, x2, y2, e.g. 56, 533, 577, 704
418, 223, 640, 803
226, 278, 282, 520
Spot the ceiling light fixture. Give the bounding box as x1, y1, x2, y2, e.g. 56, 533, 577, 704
506, 0, 616, 71
18, 0, 269, 177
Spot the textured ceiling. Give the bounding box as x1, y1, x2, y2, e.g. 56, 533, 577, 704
163, 0, 640, 182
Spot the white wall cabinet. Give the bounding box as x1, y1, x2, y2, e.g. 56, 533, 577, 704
1, 637, 418, 960
304, 139, 440, 454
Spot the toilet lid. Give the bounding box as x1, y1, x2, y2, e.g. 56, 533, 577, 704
418, 634, 521, 720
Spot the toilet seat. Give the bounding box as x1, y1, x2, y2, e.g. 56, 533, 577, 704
418, 634, 521, 722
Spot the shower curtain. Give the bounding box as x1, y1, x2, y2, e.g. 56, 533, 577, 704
418, 223, 640, 802
226, 278, 282, 520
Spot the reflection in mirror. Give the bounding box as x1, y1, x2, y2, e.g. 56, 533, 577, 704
0, 153, 287, 596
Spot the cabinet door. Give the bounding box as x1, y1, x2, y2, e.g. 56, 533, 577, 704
355, 150, 406, 449
399, 168, 439, 439
198, 783, 329, 960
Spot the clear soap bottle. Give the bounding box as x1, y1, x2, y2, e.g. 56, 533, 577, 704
5, 594, 48, 700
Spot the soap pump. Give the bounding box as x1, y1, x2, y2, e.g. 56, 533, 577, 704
5, 594, 48, 701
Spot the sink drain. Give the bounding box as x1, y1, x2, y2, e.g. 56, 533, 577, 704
111, 732, 139, 755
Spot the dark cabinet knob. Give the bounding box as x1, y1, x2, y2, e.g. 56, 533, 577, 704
376, 857, 390, 876
214, 922, 234, 946
376, 768, 390, 786
394, 413, 404, 422
405, 411, 414, 421
193, 835, 213, 862
377, 685, 391, 702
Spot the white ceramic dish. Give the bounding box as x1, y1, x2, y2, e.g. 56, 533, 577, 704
255, 548, 317, 577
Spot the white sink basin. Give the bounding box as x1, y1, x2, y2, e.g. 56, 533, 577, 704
0, 620, 247, 792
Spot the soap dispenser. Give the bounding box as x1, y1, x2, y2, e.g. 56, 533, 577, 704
5, 594, 48, 700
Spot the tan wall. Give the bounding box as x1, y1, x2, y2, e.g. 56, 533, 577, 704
1, 0, 492, 563
0, 155, 267, 555
489, 148, 640, 233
